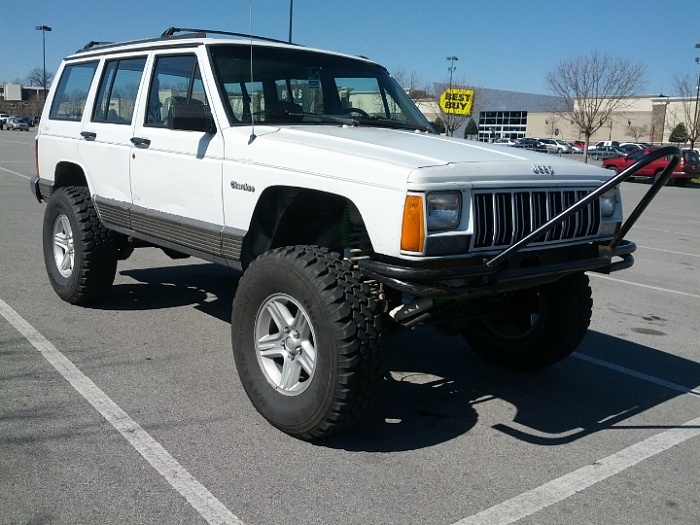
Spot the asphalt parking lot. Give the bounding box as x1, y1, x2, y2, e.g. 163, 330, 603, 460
1, 129, 699, 525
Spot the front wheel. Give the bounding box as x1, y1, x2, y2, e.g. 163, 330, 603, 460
462, 273, 592, 370
231, 246, 383, 440
42, 186, 118, 304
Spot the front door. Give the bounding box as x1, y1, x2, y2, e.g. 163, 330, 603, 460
129, 53, 225, 258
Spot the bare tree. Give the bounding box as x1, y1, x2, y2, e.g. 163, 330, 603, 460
625, 123, 649, 141
25, 67, 55, 88
391, 68, 431, 98
545, 51, 647, 161
669, 72, 700, 149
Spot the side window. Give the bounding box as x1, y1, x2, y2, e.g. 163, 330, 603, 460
145, 54, 208, 127
49, 61, 98, 120
92, 57, 147, 124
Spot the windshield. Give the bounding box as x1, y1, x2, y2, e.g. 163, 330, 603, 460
208, 44, 433, 132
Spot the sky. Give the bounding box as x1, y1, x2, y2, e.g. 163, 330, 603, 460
1, 0, 699, 96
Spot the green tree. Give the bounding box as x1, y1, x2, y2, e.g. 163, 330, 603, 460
464, 118, 478, 139
668, 122, 689, 144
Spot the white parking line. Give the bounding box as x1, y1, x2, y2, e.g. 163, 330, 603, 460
638, 245, 700, 258
453, 415, 700, 525
573, 353, 700, 397
4, 287, 699, 525
589, 273, 700, 300
0, 166, 30, 179
635, 226, 700, 238
0, 297, 245, 525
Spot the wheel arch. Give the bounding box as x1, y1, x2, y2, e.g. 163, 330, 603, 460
241, 186, 373, 268
53, 161, 89, 190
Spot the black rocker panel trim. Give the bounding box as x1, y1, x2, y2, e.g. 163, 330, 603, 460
93, 196, 245, 265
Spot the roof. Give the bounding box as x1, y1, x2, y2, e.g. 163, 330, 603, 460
432, 84, 567, 113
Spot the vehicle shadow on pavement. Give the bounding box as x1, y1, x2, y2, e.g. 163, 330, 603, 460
321, 327, 700, 452
92, 263, 240, 323
86, 262, 700, 453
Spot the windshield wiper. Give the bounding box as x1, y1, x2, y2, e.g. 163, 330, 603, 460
350, 116, 434, 133
251, 110, 354, 125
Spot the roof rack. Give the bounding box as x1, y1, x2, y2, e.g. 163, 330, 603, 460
75, 27, 297, 55
160, 27, 297, 45
76, 41, 115, 52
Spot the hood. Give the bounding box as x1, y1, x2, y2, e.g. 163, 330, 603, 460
246, 125, 611, 188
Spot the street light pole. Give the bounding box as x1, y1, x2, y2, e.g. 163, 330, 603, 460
446, 56, 458, 136
694, 56, 700, 148
695, 45, 700, 148
446, 55, 458, 93
35, 25, 52, 104
288, 0, 293, 43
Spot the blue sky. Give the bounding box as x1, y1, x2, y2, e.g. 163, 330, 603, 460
1, 0, 698, 95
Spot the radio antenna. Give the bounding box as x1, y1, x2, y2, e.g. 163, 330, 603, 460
248, 0, 256, 145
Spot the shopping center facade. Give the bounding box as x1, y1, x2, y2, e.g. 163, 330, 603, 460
416, 86, 695, 145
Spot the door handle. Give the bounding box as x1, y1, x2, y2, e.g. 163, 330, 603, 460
80, 131, 96, 140
130, 136, 151, 146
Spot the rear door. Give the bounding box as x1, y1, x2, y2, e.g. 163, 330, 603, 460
78, 55, 148, 208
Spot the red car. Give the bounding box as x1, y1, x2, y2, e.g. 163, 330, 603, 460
602, 148, 700, 186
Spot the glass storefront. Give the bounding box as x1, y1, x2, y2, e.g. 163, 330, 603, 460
477, 111, 527, 141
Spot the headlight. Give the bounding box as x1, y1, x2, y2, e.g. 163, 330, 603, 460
427, 191, 462, 230
600, 188, 618, 218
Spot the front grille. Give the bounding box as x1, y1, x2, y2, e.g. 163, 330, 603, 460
472, 189, 601, 250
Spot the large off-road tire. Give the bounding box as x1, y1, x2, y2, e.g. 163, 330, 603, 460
462, 273, 592, 370
231, 246, 383, 440
42, 186, 118, 304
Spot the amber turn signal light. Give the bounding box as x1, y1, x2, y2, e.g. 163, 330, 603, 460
401, 195, 425, 252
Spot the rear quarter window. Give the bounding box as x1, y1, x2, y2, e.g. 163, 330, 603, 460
682, 151, 699, 162
49, 61, 99, 120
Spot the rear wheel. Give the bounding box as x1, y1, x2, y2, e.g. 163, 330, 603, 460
231, 246, 383, 439
653, 170, 672, 186
673, 178, 688, 187
462, 273, 592, 370
42, 186, 118, 304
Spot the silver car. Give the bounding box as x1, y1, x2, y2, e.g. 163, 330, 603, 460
6, 117, 29, 131
538, 138, 570, 153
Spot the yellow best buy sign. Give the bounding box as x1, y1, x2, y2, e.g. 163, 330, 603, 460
439, 88, 474, 115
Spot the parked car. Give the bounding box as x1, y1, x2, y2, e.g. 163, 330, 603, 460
567, 142, 583, 153
571, 140, 586, 150
590, 140, 620, 151
513, 137, 547, 151
493, 138, 517, 146
0, 113, 9, 129
5, 116, 29, 131
538, 138, 566, 153
602, 148, 699, 186
589, 145, 626, 160
619, 143, 644, 153
554, 139, 573, 153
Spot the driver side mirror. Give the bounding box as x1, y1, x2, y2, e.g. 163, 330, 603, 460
168, 104, 217, 133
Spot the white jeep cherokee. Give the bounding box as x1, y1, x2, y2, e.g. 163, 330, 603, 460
30, 28, 678, 439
